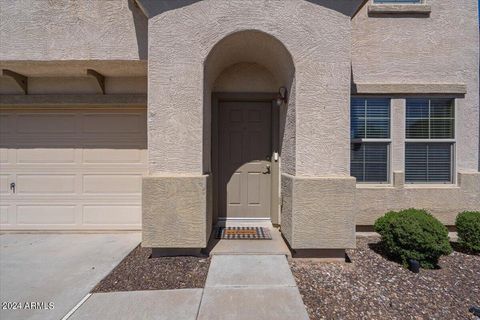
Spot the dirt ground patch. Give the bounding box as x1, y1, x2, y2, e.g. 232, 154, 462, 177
92, 245, 210, 292
290, 237, 480, 320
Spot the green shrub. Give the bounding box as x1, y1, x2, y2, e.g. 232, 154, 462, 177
374, 209, 452, 269
455, 211, 480, 253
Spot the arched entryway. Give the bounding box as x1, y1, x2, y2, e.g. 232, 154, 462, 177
203, 30, 295, 226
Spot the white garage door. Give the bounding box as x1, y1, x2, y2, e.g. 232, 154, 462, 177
0, 107, 147, 230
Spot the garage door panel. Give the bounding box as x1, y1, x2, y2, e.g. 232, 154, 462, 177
17, 114, 77, 133
1, 108, 147, 230
0, 148, 11, 163
83, 149, 144, 164
16, 174, 76, 194
83, 174, 142, 194
82, 113, 143, 133
17, 205, 76, 225
83, 205, 141, 225
0, 174, 10, 195
17, 148, 76, 164
0, 206, 9, 224
0, 114, 13, 133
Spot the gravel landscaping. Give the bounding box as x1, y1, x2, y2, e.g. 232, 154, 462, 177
290, 237, 480, 320
92, 245, 210, 292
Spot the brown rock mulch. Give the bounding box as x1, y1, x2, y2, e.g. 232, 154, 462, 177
290, 237, 480, 320
92, 245, 210, 293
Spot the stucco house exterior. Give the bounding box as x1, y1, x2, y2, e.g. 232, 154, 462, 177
0, 0, 479, 257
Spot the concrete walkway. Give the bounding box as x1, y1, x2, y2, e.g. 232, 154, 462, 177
69, 255, 309, 320
197, 255, 309, 320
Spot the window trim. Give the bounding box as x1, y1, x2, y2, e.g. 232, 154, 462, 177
404, 98, 456, 185
351, 96, 392, 184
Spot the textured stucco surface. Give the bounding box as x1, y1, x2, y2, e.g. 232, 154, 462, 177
147, 0, 357, 176
142, 175, 211, 248
356, 173, 480, 226
353, 0, 479, 172
0, 0, 147, 60
281, 174, 356, 249
352, 0, 480, 229
212, 63, 280, 93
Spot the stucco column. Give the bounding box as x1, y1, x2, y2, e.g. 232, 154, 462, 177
280, 18, 356, 254
142, 13, 211, 251
140, 0, 361, 254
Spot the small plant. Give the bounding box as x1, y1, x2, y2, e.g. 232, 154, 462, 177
455, 211, 480, 253
374, 209, 452, 269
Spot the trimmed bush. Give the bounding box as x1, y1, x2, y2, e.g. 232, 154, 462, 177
455, 211, 480, 253
374, 209, 452, 269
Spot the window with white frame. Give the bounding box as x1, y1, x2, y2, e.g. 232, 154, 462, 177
405, 98, 455, 183
351, 98, 391, 183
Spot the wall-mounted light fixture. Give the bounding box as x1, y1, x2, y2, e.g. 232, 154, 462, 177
276, 86, 288, 106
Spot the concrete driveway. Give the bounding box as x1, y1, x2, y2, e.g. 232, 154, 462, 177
0, 232, 140, 320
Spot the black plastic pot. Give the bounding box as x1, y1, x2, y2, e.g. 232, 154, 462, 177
408, 259, 420, 273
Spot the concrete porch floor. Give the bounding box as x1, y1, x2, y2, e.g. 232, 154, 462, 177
206, 221, 291, 257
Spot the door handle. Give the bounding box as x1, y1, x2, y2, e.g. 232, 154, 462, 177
262, 165, 271, 174
10, 182, 15, 193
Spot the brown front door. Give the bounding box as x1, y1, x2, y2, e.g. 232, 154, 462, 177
218, 101, 272, 219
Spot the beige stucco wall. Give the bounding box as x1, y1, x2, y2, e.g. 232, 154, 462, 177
282, 174, 356, 249
146, 0, 358, 176
351, 0, 480, 226
213, 63, 280, 94
142, 175, 211, 248
352, 0, 479, 173
0, 0, 147, 60
356, 173, 480, 226
142, 0, 359, 250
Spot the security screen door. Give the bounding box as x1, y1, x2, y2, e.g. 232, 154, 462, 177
218, 101, 272, 219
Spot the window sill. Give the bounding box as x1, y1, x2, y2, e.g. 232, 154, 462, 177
404, 184, 459, 189
368, 4, 431, 15
352, 83, 466, 95
356, 184, 394, 189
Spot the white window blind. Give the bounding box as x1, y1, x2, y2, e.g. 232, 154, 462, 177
405, 99, 454, 183
351, 98, 390, 183
405, 143, 452, 183
406, 99, 454, 139
351, 143, 389, 183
